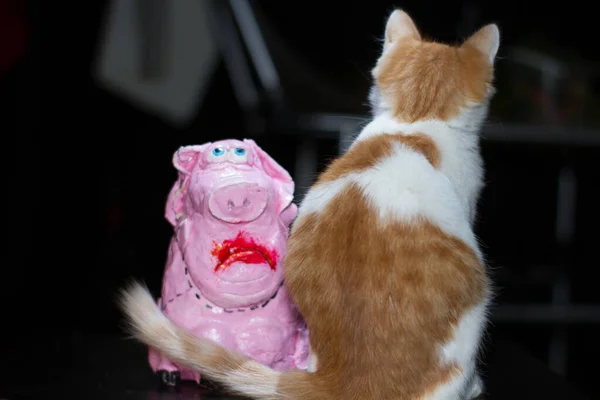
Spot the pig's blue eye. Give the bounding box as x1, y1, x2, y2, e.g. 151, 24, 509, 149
212, 147, 225, 156
234, 148, 246, 156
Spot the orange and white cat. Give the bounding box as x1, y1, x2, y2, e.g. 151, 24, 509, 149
120, 9, 500, 400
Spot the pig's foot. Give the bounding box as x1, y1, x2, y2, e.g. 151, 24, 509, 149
149, 347, 184, 388
157, 370, 181, 387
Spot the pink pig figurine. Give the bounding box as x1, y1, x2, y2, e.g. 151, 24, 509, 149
149, 139, 309, 387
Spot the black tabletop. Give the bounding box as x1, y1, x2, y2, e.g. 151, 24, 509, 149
0, 330, 590, 400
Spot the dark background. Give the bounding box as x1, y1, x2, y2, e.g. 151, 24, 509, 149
3, 0, 599, 398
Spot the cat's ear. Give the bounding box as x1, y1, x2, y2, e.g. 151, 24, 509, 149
463, 24, 500, 64
384, 9, 421, 49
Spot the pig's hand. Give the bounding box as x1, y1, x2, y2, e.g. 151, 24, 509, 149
280, 202, 298, 228
161, 238, 195, 304
235, 324, 286, 368
293, 322, 310, 370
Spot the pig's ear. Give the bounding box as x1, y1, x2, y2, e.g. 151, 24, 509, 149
172, 144, 209, 174
165, 180, 179, 226
165, 178, 186, 226
244, 139, 295, 213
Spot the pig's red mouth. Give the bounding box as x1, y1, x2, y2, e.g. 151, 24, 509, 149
211, 231, 277, 272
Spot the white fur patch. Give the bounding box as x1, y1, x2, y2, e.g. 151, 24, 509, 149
423, 302, 489, 399
466, 374, 484, 399
441, 302, 488, 368
354, 108, 488, 228
353, 145, 478, 252
300, 139, 480, 257
307, 344, 318, 373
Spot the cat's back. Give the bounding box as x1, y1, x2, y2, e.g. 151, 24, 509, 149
298, 131, 477, 252
284, 133, 489, 399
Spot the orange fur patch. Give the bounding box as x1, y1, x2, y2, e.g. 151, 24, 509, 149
374, 38, 493, 122
317, 132, 440, 184
283, 184, 488, 399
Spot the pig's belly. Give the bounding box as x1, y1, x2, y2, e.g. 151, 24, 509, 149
185, 317, 298, 371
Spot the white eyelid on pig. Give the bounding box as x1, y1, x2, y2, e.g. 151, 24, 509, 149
228, 147, 249, 163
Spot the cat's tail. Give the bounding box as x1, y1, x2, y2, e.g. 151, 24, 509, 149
118, 281, 324, 400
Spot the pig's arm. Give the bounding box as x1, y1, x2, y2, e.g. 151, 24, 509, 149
165, 176, 187, 226
160, 237, 194, 304
280, 202, 298, 228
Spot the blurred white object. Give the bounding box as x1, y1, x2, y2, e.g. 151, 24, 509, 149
94, 0, 218, 126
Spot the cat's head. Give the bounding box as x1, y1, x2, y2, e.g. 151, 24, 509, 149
369, 10, 499, 123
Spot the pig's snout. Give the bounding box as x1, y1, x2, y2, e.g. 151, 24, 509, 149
208, 183, 268, 223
